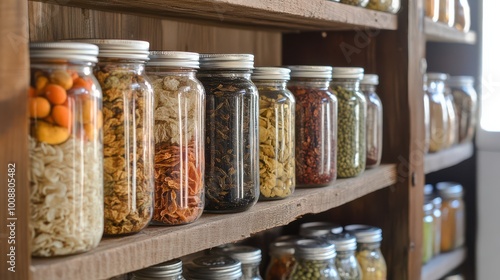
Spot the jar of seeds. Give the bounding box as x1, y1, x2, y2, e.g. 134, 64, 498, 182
252, 67, 296, 200
290, 239, 341, 280
198, 54, 259, 213
360, 74, 383, 169
330, 67, 366, 178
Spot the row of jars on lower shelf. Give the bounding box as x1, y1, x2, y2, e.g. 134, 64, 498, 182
119, 222, 386, 280
426, 0, 471, 32
28, 40, 384, 257
329, 0, 400, 13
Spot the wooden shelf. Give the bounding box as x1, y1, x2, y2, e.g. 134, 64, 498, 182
425, 18, 476, 44
425, 143, 474, 174
33, 0, 397, 31
421, 247, 467, 280
30, 164, 397, 280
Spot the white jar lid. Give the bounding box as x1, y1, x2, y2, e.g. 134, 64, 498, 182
199, 54, 254, 69
147, 51, 199, 68
361, 74, 379, 85
69, 39, 150, 61
295, 239, 336, 260
331, 67, 364, 79
447, 76, 475, 87
30, 42, 99, 63
344, 225, 383, 243
426, 72, 448, 81
287, 65, 333, 79
185, 255, 242, 279
252, 67, 290, 80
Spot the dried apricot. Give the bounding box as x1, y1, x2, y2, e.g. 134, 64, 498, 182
50, 70, 73, 90
52, 105, 72, 129
35, 121, 70, 144
72, 77, 91, 91
45, 84, 67, 105
29, 97, 51, 118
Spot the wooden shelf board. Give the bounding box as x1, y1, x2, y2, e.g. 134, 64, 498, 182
32, 0, 397, 31
425, 18, 476, 44
425, 143, 474, 174
421, 247, 467, 280
31, 164, 397, 280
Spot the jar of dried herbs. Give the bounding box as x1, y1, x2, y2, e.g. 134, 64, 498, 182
131, 259, 185, 279
265, 241, 296, 280
28, 42, 103, 256
290, 239, 340, 280
252, 67, 296, 200
448, 76, 477, 143
339, 0, 369, 7
327, 233, 362, 280
330, 67, 366, 178
82, 39, 154, 236
221, 245, 263, 280
198, 54, 259, 213
425, 73, 448, 153
360, 74, 383, 169
287, 66, 337, 187
185, 255, 243, 280
146, 51, 205, 226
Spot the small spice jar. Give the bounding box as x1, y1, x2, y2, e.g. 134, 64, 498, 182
330, 67, 367, 178
146, 51, 205, 226
439, 0, 455, 27
339, 0, 369, 7
432, 197, 443, 256
252, 67, 296, 200
131, 259, 185, 280
444, 84, 458, 148
290, 239, 340, 280
184, 255, 243, 280
360, 74, 383, 169
265, 241, 296, 280
448, 76, 477, 143
198, 54, 259, 213
287, 66, 337, 187
222, 246, 263, 280
426, 0, 440, 22
454, 0, 471, 32
344, 225, 387, 280
328, 234, 363, 280
438, 182, 466, 252
425, 73, 449, 153
423, 201, 435, 263
28, 42, 103, 256
299, 222, 344, 239
366, 0, 393, 12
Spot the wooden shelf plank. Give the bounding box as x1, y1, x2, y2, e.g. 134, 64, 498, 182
31, 164, 397, 280
425, 143, 474, 174
421, 247, 467, 280
425, 18, 476, 44
32, 0, 397, 31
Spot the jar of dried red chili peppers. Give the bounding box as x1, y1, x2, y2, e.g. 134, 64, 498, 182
146, 51, 205, 226
287, 66, 337, 187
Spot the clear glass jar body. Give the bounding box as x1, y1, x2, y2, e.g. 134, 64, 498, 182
426, 79, 448, 153
389, 0, 401, 13
441, 196, 465, 251
454, 0, 471, 32
361, 84, 383, 168
444, 89, 458, 148
290, 258, 340, 280
356, 243, 387, 280
241, 263, 263, 280
95, 59, 154, 236
426, 0, 440, 22
423, 91, 431, 154
288, 78, 337, 187
339, 0, 369, 7
330, 78, 367, 178
254, 80, 296, 200
146, 67, 205, 225
433, 201, 442, 256
367, 0, 393, 12
423, 207, 434, 263
335, 250, 362, 280
439, 0, 455, 27
265, 252, 296, 280
451, 83, 477, 143
198, 70, 259, 213
29, 60, 103, 256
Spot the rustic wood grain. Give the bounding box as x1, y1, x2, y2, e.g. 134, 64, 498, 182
421, 247, 467, 280
424, 143, 474, 174
425, 18, 477, 44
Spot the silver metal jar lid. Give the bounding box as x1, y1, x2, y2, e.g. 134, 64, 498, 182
327, 233, 357, 251
299, 221, 343, 238
185, 255, 242, 279
269, 241, 296, 256
30, 42, 99, 63
147, 51, 199, 68
131, 259, 182, 278
221, 245, 262, 265
275, 235, 301, 242
447, 76, 475, 87
199, 54, 254, 69
294, 239, 336, 260
361, 74, 379, 85
426, 72, 448, 81
70, 39, 150, 61
252, 67, 291, 80
344, 225, 383, 243
331, 67, 364, 79
287, 65, 333, 79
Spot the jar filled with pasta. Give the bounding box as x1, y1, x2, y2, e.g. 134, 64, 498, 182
425, 73, 448, 153
327, 234, 363, 280
29, 42, 103, 256
454, 0, 471, 32
448, 76, 477, 143
131, 259, 185, 280
426, 0, 440, 22
360, 74, 383, 168
146, 51, 205, 226
438, 182, 466, 252
265, 241, 296, 280
290, 239, 340, 280
439, 0, 455, 27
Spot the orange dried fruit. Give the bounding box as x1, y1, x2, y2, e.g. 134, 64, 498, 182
82, 99, 95, 124
50, 70, 73, 90
51, 105, 72, 129
29, 97, 51, 118
72, 77, 91, 91
28, 87, 36, 97
45, 84, 67, 105
35, 121, 70, 145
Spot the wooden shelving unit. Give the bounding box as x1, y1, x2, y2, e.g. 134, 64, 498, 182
424, 143, 474, 174
425, 18, 477, 44
421, 247, 467, 280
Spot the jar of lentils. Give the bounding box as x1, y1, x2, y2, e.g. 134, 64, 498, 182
290, 239, 340, 280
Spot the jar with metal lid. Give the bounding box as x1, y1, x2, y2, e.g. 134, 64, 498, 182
426, 0, 440, 22
448, 76, 477, 143
198, 54, 259, 213
221, 245, 263, 280
439, 0, 455, 27
423, 201, 435, 263
287, 66, 337, 187
423, 77, 431, 154
252, 67, 296, 200
185, 255, 242, 280
339, 0, 369, 7
444, 85, 458, 148
290, 239, 340, 280
344, 225, 387, 280
360, 74, 383, 169
299, 221, 344, 239
438, 182, 465, 251
454, 0, 471, 32
131, 259, 185, 280
145, 51, 205, 226
425, 73, 449, 153
265, 241, 296, 280
330, 67, 366, 178
432, 197, 443, 256
77, 39, 154, 236
28, 42, 103, 256
328, 234, 362, 280
367, 0, 393, 12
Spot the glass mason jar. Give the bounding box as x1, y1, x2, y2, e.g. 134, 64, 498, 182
287, 66, 337, 187
367, 0, 393, 12
425, 73, 449, 153
330, 67, 367, 178
28, 42, 103, 257
360, 74, 383, 169
439, 0, 455, 27
432, 197, 443, 256
423, 202, 435, 263
454, 0, 471, 32
290, 239, 340, 280
328, 234, 363, 280
389, 0, 401, 14
146, 51, 205, 225
444, 85, 458, 148
339, 0, 369, 7
81, 39, 154, 236
252, 67, 296, 200
198, 54, 259, 213
185, 255, 243, 280
265, 241, 296, 280
423, 78, 431, 154
131, 259, 185, 280
344, 225, 387, 280
438, 182, 466, 252
426, 0, 440, 22
448, 76, 478, 143
221, 246, 263, 280
299, 221, 344, 239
